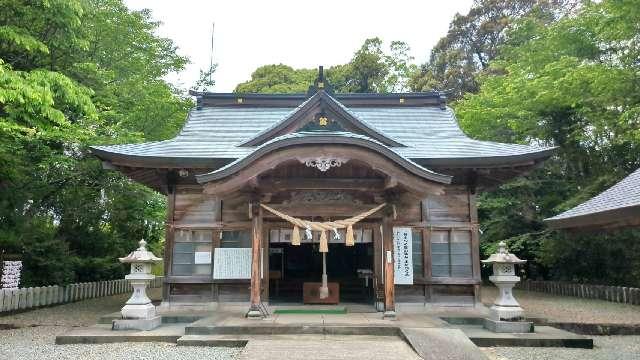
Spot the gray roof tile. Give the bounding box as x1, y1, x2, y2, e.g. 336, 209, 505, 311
546, 168, 640, 223
92, 103, 553, 165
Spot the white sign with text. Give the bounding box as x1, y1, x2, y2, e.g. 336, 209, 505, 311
213, 248, 263, 279
393, 227, 413, 285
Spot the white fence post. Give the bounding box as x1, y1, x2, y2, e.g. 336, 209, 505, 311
34, 287, 42, 307
18, 288, 26, 309
41, 287, 48, 306
11, 289, 20, 311
26, 287, 33, 308
45, 286, 52, 305
81, 283, 87, 300
52, 286, 59, 304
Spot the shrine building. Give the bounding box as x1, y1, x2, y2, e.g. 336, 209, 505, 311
91, 69, 554, 317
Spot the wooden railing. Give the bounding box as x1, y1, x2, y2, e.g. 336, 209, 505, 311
0, 277, 163, 314
517, 279, 640, 305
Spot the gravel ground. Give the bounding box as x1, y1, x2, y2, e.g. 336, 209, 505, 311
482, 286, 640, 324
2, 286, 640, 359
0, 326, 241, 360
0, 288, 240, 360
481, 336, 640, 360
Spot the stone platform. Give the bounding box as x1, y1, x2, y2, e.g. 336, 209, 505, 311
55, 306, 593, 356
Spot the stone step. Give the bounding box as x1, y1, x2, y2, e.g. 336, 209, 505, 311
185, 324, 400, 336
400, 327, 488, 360
177, 335, 248, 347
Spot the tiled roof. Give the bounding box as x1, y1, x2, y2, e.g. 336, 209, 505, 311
92, 99, 554, 168
546, 168, 640, 228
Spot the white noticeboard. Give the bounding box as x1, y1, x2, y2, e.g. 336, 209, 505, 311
213, 248, 263, 279
393, 227, 413, 285
194, 251, 211, 264
1, 261, 22, 290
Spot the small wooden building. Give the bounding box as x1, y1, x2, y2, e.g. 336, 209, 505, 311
92, 72, 553, 316
546, 168, 640, 230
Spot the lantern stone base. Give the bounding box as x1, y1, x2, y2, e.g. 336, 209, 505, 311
484, 318, 533, 333
112, 315, 162, 331
121, 303, 157, 320
489, 305, 525, 321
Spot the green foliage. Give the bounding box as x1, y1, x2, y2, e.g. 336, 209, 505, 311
540, 229, 640, 287
410, 0, 578, 99
456, 0, 640, 285
235, 64, 316, 94
235, 38, 416, 94
0, 0, 191, 286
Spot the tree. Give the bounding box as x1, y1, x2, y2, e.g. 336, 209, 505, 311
234, 38, 416, 94
409, 0, 578, 99
455, 0, 640, 285
0, 0, 191, 286
235, 64, 316, 93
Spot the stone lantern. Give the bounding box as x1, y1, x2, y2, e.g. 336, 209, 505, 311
112, 239, 163, 331
481, 241, 532, 333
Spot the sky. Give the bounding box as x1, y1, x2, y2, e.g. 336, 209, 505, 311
124, 0, 474, 92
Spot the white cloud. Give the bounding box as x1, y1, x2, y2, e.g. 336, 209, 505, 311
124, 0, 473, 92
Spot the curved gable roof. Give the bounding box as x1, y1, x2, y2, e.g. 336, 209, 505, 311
196, 131, 452, 184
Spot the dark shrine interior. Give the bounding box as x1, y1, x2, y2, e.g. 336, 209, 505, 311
268, 243, 374, 304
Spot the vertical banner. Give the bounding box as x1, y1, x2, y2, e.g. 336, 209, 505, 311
393, 227, 413, 285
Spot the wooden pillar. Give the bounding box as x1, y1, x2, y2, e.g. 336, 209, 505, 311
382, 210, 396, 319
247, 201, 263, 318
163, 172, 176, 301
469, 191, 482, 305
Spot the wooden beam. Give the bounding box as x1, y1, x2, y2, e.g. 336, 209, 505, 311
259, 177, 385, 192
263, 203, 384, 218
247, 201, 263, 318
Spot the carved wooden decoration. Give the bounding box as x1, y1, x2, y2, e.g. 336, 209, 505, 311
301, 156, 348, 172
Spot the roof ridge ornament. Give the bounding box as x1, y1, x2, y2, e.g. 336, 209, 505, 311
307, 65, 334, 96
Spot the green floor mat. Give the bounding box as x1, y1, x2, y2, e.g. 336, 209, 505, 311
273, 307, 347, 315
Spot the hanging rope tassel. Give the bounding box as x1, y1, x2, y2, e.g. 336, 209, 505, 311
319, 230, 328, 253
345, 225, 355, 246
291, 225, 301, 246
